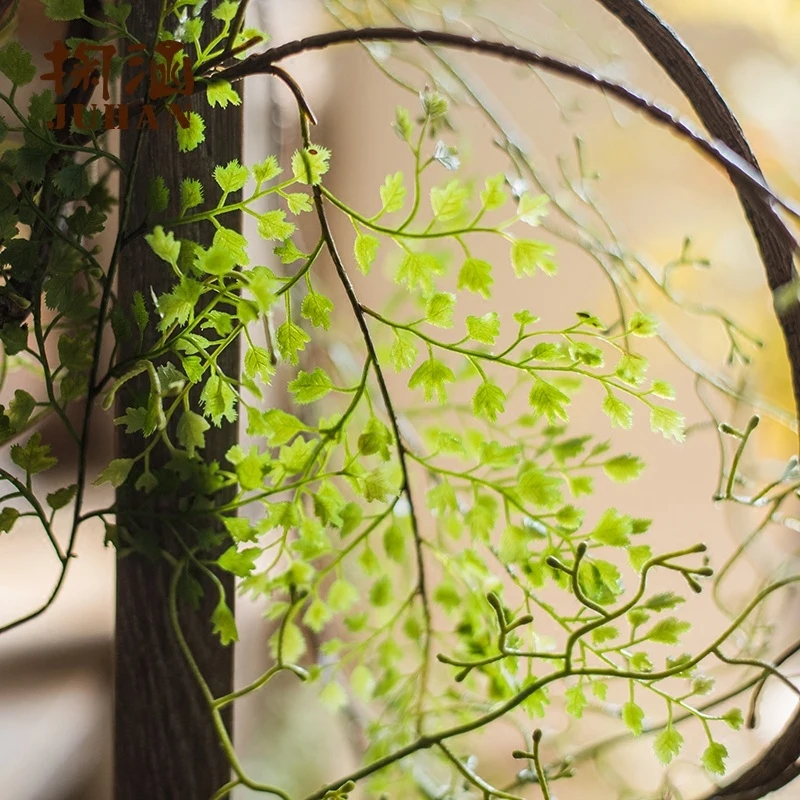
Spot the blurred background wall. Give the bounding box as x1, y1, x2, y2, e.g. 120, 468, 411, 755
2, 1, 800, 798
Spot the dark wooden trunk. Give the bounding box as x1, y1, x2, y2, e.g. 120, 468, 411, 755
114, 5, 243, 799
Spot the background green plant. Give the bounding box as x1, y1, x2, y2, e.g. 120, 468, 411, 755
2, 2, 800, 799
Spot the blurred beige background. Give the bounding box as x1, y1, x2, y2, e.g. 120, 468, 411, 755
3, 1, 800, 798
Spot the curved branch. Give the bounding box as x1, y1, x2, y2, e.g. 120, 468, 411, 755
215, 27, 800, 227
588, 4, 800, 798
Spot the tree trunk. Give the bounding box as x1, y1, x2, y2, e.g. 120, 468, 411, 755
114, 6, 243, 799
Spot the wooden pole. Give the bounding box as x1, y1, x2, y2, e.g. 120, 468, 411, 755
114, 5, 243, 798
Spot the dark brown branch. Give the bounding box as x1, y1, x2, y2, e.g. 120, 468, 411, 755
214, 26, 800, 226
309, 164, 433, 734
587, 6, 800, 799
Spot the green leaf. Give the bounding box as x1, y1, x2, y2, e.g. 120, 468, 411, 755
628, 311, 659, 337
604, 454, 645, 483
301, 292, 333, 330
358, 417, 392, 460
286, 192, 312, 214
511, 239, 556, 277
552, 436, 589, 462
499, 524, 528, 562
244, 345, 275, 384
591, 508, 632, 547
528, 377, 570, 423
211, 0, 238, 20
650, 406, 685, 442
132, 291, 148, 335
156, 277, 203, 330
214, 160, 249, 193
114, 407, 147, 435
396, 251, 445, 294
654, 725, 684, 765
200, 375, 237, 426
518, 193, 549, 226
622, 701, 644, 736
518, 464, 562, 509
650, 379, 675, 400
430, 179, 468, 220
528, 342, 562, 361
276, 321, 310, 365
630, 651, 653, 672
145, 226, 181, 269
369, 574, 393, 606
433, 582, 460, 612
565, 685, 587, 718
46, 484, 77, 510
632, 518, 652, 534
379, 172, 406, 213
247, 267, 278, 312
257, 209, 295, 241
628, 545, 652, 572
218, 545, 260, 578
576, 683, 601, 707
147, 176, 169, 214
394, 105, 412, 141
253, 156, 281, 185
722, 708, 744, 730
0, 507, 20, 533
10, 433, 57, 474
702, 741, 728, 775
289, 368, 333, 404
425, 292, 455, 328
615, 353, 648, 386
644, 592, 686, 612
383, 523, 405, 563
177, 410, 209, 457
328, 579, 359, 612
390, 331, 418, 372
480, 174, 506, 211
351, 664, 375, 700
261, 409, 309, 445
362, 467, 394, 503
591, 625, 619, 644
354, 233, 379, 274
291, 144, 331, 185
207, 80, 241, 109
457, 257, 493, 298
647, 617, 691, 645
8, 389, 35, 431
473, 382, 506, 422
94, 458, 134, 488
180, 178, 204, 212
43, 0, 84, 20
320, 681, 347, 712
298, 595, 332, 633
274, 240, 306, 265
270, 621, 306, 663
693, 675, 716, 696
195, 242, 237, 276
211, 598, 238, 645
176, 112, 206, 153
28, 90, 57, 125
602, 392, 633, 429
408, 356, 455, 403
421, 87, 448, 118
466, 312, 500, 345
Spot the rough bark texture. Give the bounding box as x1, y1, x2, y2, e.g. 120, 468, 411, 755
592, 3, 800, 798
114, 5, 243, 799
